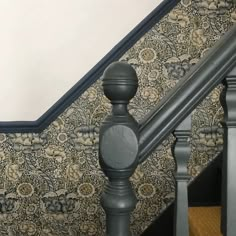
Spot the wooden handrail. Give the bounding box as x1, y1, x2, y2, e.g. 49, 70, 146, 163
139, 24, 236, 163
99, 24, 236, 236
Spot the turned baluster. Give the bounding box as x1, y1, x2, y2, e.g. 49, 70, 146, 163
172, 115, 191, 236
99, 62, 139, 236
221, 67, 236, 236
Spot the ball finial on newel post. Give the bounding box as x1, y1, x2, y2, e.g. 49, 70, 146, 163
99, 62, 139, 236
102, 61, 138, 102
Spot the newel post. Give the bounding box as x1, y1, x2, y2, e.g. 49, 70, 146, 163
221, 67, 236, 236
172, 115, 191, 236
99, 62, 139, 236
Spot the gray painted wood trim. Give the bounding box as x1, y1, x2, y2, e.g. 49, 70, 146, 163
0, 0, 179, 133
172, 115, 191, 236
221, 67, 236, 236
99, 62, 139, 236
139, 24, 236, 163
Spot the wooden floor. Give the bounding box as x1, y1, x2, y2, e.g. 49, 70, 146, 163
189, 207, 222, 236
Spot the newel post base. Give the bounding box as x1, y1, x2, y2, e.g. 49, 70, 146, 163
99, 62, 139, 236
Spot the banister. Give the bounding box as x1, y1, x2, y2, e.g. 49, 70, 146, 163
0, 0, 179, 133
99, 24, 236, 236
99, 62, 139, 236
139, 24, 236, 163
172, 115, 191, 236
220, 71, 236, 235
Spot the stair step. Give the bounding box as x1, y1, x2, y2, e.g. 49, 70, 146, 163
189, 207, 222, 236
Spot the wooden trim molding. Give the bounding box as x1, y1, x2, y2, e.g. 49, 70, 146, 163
0, 0, 179, 133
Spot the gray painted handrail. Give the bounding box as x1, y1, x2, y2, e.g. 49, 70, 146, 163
99, 24, 236, 235
139, 24, 236, 163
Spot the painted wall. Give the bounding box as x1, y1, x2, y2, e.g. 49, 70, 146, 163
0, 0, 162, 121
0, 2, 235, 235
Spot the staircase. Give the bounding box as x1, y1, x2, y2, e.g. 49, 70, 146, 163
98, 24, 236, 233
0, 1, 235, 236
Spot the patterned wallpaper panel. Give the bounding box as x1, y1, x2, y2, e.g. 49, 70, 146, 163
0, 1, 235, 235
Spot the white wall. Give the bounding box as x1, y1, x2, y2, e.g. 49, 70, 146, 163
0, 0, 162, 121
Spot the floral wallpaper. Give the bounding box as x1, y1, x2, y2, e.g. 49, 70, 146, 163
0, 1, 235, 235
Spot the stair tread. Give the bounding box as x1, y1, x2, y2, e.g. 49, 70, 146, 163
189, 207, 222, 236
